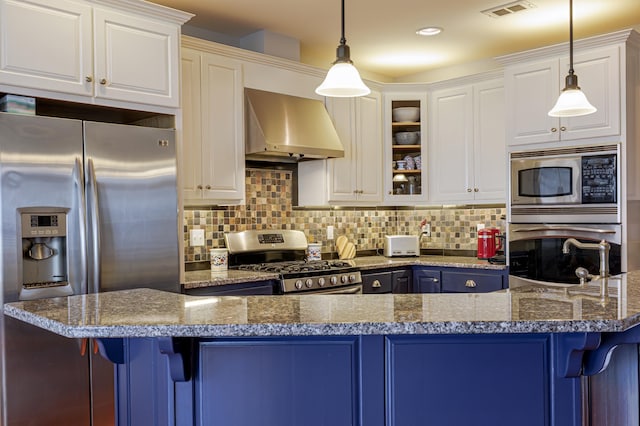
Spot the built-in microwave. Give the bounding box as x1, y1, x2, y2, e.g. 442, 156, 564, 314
509, 144, 620, 223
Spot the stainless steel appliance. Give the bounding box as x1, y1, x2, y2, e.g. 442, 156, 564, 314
510, 144, 620, 223
225, 230, 362, 294
508, 223, 622, 285
0, 113, 180, 425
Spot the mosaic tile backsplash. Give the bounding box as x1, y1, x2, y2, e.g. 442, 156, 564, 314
184, 168, 506, 262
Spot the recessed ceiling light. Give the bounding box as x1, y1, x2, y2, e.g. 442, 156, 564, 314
416, 27, 443, 36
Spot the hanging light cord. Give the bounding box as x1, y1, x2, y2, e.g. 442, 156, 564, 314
568, 0, 574, 77
340, 0, 346, 47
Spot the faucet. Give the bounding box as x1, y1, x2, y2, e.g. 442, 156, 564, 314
562, 238, 610, 279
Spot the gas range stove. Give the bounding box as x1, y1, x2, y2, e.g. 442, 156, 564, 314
225, 230, 362, 294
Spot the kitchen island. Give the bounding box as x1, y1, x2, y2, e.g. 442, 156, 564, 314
5, 272, 640, 426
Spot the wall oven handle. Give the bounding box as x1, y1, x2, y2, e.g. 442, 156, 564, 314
513, 226, 616, 234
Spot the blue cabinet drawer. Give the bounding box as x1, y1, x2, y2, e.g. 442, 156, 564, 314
441, 271, 503, 293
362, 271, 393, 293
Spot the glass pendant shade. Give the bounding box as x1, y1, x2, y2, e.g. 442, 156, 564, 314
548, 0, 596, 118
548, 87, 597, 117
315, 0, 370, 98
315, 61, 370, 97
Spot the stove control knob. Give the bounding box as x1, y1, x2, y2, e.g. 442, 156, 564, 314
341, 275, 348, 284
305, 278, 314, 288
349, 274, 357, 283
318, 277, 326, 287
330, 276, 338, 285
295, 280, 303, 290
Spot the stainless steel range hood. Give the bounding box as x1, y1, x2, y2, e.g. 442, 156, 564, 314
245, 88, 344, 162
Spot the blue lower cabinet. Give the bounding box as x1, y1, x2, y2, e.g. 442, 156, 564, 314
412, 269, 441, 293
196, 336, 384, 426
385, 334, 554, 426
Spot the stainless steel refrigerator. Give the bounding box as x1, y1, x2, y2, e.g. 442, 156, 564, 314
0, 112, 180, 425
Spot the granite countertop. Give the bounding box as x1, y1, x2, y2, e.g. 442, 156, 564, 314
183, 255, 506, 290
5, 272, 640, 339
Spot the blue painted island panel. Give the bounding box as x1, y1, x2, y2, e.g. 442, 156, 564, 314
386, 334, 551, 426
196, 336, 384, 426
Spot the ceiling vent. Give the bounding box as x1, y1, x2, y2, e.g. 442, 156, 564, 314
482, 1, 536, 18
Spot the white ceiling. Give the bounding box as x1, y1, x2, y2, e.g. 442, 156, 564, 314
150, 0, 640, 82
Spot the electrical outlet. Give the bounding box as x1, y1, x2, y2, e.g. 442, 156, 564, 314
327, 225, 334, 240
190, 229, 205, 247
476, 223, 485, 232
421, 223, 431, 237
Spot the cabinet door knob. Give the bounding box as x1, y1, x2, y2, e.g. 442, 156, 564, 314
560, 126, 567, 131
205, 185, 211, 190
474, 188, 479, 192
467, 188, 472, 192
197, 185, 203, 189
465, 279, 477, 288
433, 278, 439, 283
551, 127, 558, 132
85, 76, 93, 83
99, 78, 107, 85
372, 280, 382, 288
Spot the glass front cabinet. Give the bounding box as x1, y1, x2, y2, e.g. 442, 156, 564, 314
384, 92, 428, 204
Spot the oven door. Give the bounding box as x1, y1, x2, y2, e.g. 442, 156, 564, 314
508, 223, 622, 284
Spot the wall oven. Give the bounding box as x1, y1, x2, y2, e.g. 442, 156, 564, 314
510, 144, 620, 223
508, 223, 622, 285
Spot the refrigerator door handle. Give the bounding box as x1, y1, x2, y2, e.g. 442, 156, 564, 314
73, 157, 88, 294
87, 158, 101, 293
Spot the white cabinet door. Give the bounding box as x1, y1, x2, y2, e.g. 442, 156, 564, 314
181, 49, 203, 201
506, 46, 620, 147
0, 0, 92, 95
181, 49, 244, 205
200, 53, 244, 202
354, 92, 382, 203
505, 59, 558, 146
429, 78, 506, 204
428, 85, 474, 202
93, 7, 180, 107
327, 93, 382, 204
473, 79, 506, 201
559, 46, 620, 141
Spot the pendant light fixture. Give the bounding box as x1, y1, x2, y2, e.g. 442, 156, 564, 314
315, 0, 370, 97
548, 0, 596, 117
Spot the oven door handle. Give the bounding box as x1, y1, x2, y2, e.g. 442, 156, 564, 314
311, 285, 363, 295
513, 226, 616, 234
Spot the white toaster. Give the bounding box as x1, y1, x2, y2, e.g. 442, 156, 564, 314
384, 235, 420, 257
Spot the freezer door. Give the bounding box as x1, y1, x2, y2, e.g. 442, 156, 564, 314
0, 112, 86, 301
83, 121, 180, 293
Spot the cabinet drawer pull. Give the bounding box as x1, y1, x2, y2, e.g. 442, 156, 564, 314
432, 278, 439, 283
551, 127, 558, 132
465, 279, 477, 288
372, 280, 382, 288
560, 126, 567, 131
467, 188, 472, 192
85, 76, 93, 83
99, 78, 107, 85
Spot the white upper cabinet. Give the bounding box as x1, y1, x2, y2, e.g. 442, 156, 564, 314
504, 45, 620, 147
0, 0, 190, 109
181, 46, 245, 205
327, 92, 383, 204
428, 76, 505, 204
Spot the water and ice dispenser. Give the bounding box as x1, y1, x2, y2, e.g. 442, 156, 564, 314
20, 211, 73, 300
